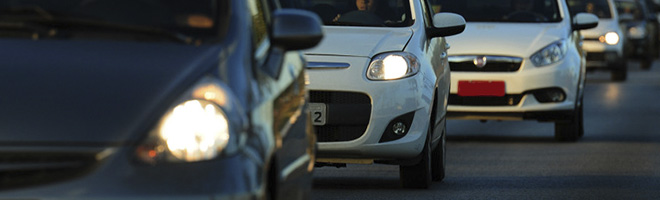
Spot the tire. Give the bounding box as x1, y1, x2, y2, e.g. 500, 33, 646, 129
399, 126, 432, 189
431, 122, 446, 182
554, 101, 583, 142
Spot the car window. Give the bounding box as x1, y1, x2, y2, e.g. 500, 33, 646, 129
279, 0, 413, 27
430, 0, 561, 22
567, 0, 614, 18
0, 0, 226, 41
615, 0, 645, 20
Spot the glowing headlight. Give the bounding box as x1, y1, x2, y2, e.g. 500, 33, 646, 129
159, 100, 229, 162
136, 78, 241, 164
628, 26, 646, 39
367, 52, 420, 80
598, 32, 619, 45
530, 40, 568, 67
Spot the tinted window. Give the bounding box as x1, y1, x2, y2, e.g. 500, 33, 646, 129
615, 0, 645, 20
430, 0, 562, 22
0, 0, 226, 39
279, 0, 413, 27
567, 0, 614, 18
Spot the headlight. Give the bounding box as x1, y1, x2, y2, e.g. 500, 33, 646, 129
159, 100, 229, 162
136, 78, 242, 164
366, 52, 420, 80
530, 40, 568, 67
598, 32, 620, 45
628, 26, 646, 39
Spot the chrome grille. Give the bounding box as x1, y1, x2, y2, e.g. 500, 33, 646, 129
449, 55, 523, 72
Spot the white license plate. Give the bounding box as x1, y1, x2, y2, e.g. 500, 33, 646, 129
309, 103, 327, 126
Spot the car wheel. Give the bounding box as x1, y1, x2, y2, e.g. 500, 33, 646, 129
399, 126, 432, 189
431, 122, 446, 182
554, 101, 583, 141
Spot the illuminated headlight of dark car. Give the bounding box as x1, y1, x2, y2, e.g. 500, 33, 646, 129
530, 39, 568, 67
136, 77, 244, 163
366, 52, 420, 80
628, 26, 646, 39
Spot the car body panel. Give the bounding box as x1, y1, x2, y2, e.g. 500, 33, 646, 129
305, 27, 413, 57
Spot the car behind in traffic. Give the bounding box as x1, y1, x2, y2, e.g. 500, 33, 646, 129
432, 0, 598, 141
0, 0, 321, 199
569, 0, 629, 81
280, 0, 465, 188
616, 0, 659, 69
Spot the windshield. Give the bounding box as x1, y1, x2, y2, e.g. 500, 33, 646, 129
615, 0, 644, 20
567, 0, 613, 19
430, 0, 562, 23
279, 0, 413, 27
0, 0, 226, 42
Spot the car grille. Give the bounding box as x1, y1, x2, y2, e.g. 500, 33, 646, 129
449, 56, 523, 72
310, 91, 371, 142
0, 148, 104, 190
449, 94, 524, 106
586, 52, 605, 62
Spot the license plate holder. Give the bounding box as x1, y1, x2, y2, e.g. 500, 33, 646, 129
309, 103, 327, 126
458, 80, 505, 97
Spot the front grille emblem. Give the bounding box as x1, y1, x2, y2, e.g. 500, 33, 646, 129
473, 56, 487, 68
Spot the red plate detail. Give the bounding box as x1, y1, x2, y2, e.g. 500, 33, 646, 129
457, 80, 505, 97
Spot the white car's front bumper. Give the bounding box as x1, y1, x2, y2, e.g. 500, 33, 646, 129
305, 55, 434, 160
447, 57, 579, 121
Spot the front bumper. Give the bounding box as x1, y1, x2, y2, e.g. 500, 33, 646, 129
448, 55, 579, 121
305, 55, 434, 160
0, 146, 263, 200
582, 40, 625, 69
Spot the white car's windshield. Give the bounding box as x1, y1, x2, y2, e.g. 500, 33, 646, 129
0, 0, 226, 41
567, 0, 614, 19
279, 0, 413, 27
430, 0, 562, 23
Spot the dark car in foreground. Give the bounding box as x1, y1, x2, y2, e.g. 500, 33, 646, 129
0, 0, 322, 199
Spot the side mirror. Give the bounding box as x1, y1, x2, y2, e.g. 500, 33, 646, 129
428, 12, 466, 38
271, 9, 324, 51
573, 13, 599, 30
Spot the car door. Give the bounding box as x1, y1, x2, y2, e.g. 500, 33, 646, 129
248, 0, 316, 198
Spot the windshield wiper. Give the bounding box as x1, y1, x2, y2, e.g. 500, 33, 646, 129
327, 21, 384, 27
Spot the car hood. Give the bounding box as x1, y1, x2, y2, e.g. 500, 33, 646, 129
304, 26, 413, 57
580, 19, 621, 39
446, 22, 567, 57
0, 39, 220, 145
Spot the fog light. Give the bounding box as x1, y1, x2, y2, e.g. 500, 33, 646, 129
392, 122, 406, 135
532, 88, 566, 103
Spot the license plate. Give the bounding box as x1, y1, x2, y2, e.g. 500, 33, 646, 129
309, 103, 327, 126
457, 80, 505, 97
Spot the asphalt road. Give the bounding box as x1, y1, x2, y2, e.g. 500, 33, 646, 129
311, 61, 660, 199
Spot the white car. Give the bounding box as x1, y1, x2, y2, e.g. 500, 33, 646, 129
430, 0, 598, 141
569, 0, 628, 81
280, 0, 465, 188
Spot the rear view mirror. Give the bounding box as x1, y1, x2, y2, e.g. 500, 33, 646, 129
573, 13, 599, 30
271, 9, 324, 51
428, 12, 466, 37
